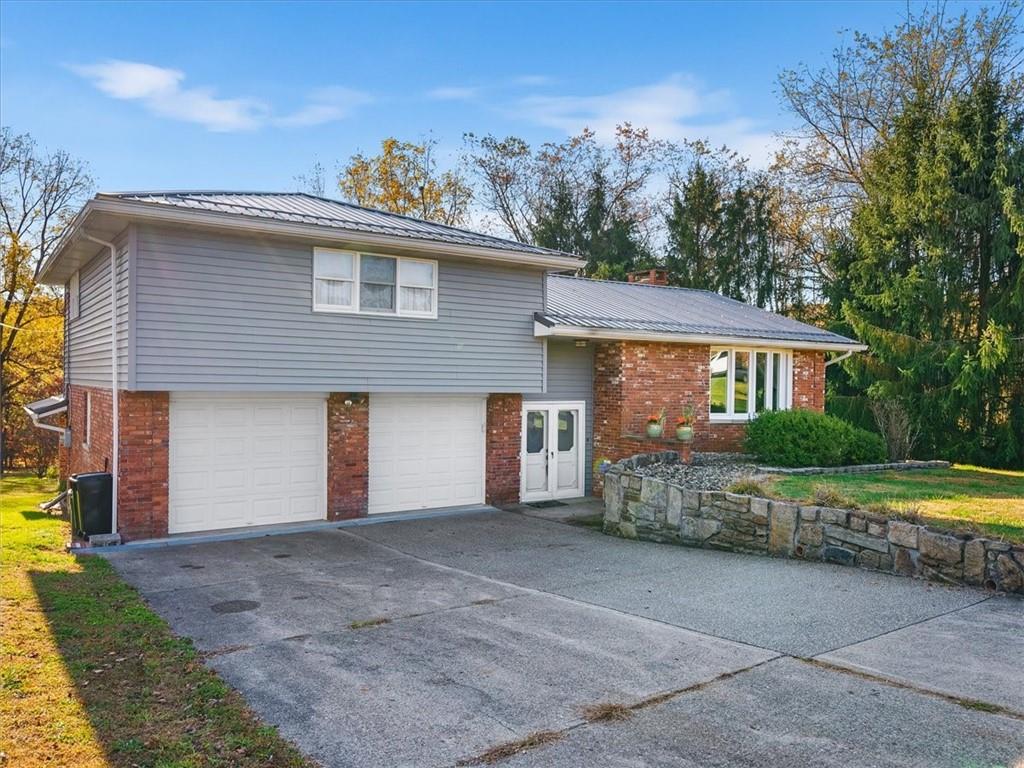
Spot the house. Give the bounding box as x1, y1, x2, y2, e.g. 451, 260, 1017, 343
33, 191, 865, 541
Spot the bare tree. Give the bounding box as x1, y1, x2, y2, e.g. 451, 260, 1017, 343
1, 128, 92, 471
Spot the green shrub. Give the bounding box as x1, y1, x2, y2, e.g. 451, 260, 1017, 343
745, 409, 888, 467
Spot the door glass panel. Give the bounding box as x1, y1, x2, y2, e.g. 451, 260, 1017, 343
755, 352, 767, 413
526, 411, 546, 454
557, 411, 575, 452
733, 351, 749, 414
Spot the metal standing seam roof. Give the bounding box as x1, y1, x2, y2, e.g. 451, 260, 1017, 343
541, 274, 861, 345
102, 191, 578, 259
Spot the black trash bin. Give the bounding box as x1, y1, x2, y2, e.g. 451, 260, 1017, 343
69, 472, 113, 538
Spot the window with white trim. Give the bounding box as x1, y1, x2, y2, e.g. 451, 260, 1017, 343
313, 248, 437, 318
710, 348, 792, 420
83, 390, 92, 447
68, 271, 80, 320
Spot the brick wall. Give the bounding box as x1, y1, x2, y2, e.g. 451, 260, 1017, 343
592, 341, 826, 493
117, 391, 169, 540
327, 393, 369, 520
65, 385, 169, 541
793, 350, 825, 411
486, 394, 522, 506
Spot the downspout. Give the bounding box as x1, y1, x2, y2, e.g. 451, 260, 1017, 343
825, 350, 854, 368
83, 233, 119, 534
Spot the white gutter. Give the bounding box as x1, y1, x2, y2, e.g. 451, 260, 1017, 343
533, 321, 869, 353
825, 349, 855, 367
24, 405, 68, 435
83, 233, 118, 534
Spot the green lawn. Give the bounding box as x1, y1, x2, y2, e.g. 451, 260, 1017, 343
769, 465, 1024, 543
0, 473, 315, 768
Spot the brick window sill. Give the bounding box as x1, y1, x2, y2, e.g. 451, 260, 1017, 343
622, 432, 700, 444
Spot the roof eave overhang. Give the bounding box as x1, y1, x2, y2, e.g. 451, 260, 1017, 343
39, 197, 585, 284
534, 320, 868, 353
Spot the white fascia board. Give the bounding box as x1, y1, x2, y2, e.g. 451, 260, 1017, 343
534, 321, 868, 352
40, 198, 584, 283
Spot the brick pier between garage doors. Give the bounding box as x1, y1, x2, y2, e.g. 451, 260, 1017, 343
61, 385, 524, 541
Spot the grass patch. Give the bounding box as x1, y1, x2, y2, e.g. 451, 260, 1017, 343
348, 617, 390, 630
725, 476, 772, 497
457, 730, 564, 765
580, 702, 633, 723
0, 472, 315, 768
769, 465, 1024, 542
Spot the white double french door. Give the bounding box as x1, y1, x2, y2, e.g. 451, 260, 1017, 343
521, 401, 586, 502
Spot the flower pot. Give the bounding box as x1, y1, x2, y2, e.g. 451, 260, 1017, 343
676, 425, 694, 442
646, 422, 663, 438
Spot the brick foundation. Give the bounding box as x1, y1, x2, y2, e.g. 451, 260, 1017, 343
486, 394, 522, 506
592, 341, 827, 494
64, 385, 169, 541
327, 393, 369, 519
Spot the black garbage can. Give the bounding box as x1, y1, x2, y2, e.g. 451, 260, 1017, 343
69, 472, 113, 538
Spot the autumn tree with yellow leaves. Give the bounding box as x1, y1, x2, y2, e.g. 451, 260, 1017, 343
337, 137, 472, 226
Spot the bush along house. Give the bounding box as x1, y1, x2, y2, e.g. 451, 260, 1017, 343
27, 192, 866, 542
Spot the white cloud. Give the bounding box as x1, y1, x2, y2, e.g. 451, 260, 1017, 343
276, 86, 372, 127
426, 85, 480, 101
510, 74, 551, 87
71, 60, 369, 132
516, 74, 778, 167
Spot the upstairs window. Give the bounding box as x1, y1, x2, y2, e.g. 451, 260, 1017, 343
710, 348, 792, 420
313, 248, 437, 318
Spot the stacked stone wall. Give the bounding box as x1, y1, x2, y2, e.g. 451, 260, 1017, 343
603, 452, 1024, 594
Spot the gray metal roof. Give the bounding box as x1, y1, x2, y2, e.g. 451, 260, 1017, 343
102, 191, 577, 259
541, 275, 861, 346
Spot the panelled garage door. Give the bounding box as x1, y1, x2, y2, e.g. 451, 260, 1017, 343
169, 394, 326, 534
369, 394, 486, 515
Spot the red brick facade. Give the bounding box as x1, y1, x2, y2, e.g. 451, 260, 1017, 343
591, 341, 826, 494
485, 393, 522, 506
326, 393, 369, 520
63, 385, 169, 541
793, 350, 826, 411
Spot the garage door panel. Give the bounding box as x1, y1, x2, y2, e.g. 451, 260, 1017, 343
369, 394, 485, 515
170, 395, 326, 534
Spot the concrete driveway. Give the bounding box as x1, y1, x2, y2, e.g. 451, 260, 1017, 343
106, 510, 1024, 768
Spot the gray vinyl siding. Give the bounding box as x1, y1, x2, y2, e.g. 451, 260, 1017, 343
66, 230, 129, 387
526, 339, 595, 494
132, 225, 545, 392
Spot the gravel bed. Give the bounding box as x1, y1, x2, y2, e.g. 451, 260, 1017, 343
631, 453, 766, 491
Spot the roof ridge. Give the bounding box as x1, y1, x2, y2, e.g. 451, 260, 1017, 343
547, 272, 720, 297
107, 191, 577, 259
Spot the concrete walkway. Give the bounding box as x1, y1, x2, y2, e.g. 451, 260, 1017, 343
105, 510, 1024, 768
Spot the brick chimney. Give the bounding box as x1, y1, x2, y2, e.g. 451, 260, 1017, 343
627, 269, 669, 286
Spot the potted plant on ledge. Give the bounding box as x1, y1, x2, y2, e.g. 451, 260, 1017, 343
675, 405, 695, 442
646, 409, 665, 438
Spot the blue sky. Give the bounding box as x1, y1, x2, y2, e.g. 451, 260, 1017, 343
0, 1, 964, 194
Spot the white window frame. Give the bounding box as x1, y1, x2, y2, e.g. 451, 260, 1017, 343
709, 347, 793, 422
83, 390, 92, 447
312, 247, 438, 319
68, 271, 80, 320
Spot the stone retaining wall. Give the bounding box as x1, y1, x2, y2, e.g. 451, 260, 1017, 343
602, 452, 1024, 594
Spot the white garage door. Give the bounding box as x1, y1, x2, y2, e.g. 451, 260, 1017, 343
369, 394, 486, 515
169, 394, 326, 534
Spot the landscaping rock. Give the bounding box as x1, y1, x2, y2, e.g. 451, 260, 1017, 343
824, 546, 856, 566
993, 554, 1023, 592
888, 521, 919, 549
768, 502, 799, 556
823, 525, 889, 553
919, 530, 963, 564
963, 539, 986, 585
